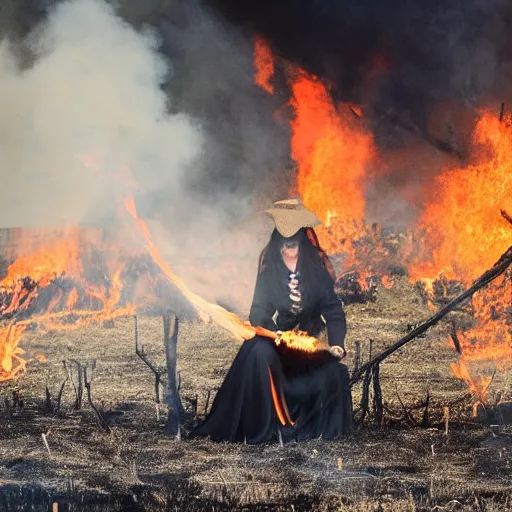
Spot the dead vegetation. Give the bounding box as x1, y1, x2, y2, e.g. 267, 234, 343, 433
0, 276, 511, 511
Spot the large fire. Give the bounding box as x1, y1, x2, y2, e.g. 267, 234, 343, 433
409, 112, 512, 284
409, 112, 512, 405
0, 35, 510, 408
288, 68, 375, 256
253, 36, 511, 405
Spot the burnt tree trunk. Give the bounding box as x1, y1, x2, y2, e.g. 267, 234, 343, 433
163, 314, 182, 438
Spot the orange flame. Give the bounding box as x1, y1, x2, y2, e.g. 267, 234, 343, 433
0, 323, 27, 381
409, 111, 512, 401
410, 112, 512, 283
252, 326, 322, 353
0, 228, 84, 288
450, 358, 493, 405
254, 35, 275, 95
0, 226, 135, 380
288, 68, 375, 256
268, 366, 294, 426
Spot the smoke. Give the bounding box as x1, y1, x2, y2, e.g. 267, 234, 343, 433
0, 0, 201, 228
0, 0, 292, 314
205, 0, 512, 131
201, 0, 512, 226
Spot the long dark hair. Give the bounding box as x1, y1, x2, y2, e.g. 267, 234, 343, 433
258, 227, 335, 307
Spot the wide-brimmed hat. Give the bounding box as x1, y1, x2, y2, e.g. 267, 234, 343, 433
264, 198, 321, 238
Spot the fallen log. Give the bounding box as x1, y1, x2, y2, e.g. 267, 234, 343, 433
350, 244, 512, 386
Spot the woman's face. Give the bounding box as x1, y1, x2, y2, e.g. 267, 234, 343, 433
281, 240, 299, 260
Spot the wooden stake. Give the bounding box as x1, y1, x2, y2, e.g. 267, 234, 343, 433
444, 407, 450, 437
163, 314, 182, 438
41, 433, 51, 457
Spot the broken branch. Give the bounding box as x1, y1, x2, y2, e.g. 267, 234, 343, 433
500, 209, 512, 226
450, 323, 462, 355
350, 244, 512, 385
134, 315, 166, 403
83, 364, 111, 433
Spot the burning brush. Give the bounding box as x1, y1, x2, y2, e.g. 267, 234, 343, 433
252, 326, 329, 354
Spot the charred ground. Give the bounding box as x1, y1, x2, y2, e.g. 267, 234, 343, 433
0, 277, 510, 511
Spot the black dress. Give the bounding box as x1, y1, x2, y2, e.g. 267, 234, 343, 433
191, 259, 353, 444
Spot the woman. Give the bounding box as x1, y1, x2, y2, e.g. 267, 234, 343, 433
191, 199, 352, 444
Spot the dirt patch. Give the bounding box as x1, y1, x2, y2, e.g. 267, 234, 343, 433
1, 277, 511, 511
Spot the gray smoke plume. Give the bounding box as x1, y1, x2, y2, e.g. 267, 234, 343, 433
202, 0, 512, 226
0, 0, 201, 228
0, 0, 292, 314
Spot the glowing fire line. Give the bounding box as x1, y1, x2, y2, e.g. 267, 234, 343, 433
0, 194, 324, 381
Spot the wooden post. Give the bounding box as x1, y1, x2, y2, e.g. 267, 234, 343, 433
163, 314, 182, 438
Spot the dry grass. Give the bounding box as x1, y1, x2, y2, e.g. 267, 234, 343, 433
0, 276, 511, 511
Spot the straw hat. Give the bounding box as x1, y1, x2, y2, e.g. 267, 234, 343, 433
265, 198, 321, 238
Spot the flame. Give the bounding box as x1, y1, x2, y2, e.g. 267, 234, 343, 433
268, 366, 294, 426
254, 36, 275, 95
381, 275, 394, 289
0, 323, 27, 381
251, 37, 375, 260
450, 358, 493, 406
287, 68, 375, 256
0, 229, 84, 288
0, 227, 137, 380
408, 111, 512, 401
274, 330, 322, 353
410, 112, 511, 282
451, 273, 512, 394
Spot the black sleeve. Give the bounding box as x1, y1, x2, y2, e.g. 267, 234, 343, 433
249, 270, 278, 331
318, 270, 347, 348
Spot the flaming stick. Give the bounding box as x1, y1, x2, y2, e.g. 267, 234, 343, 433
253, 326, 323, 352
123, 196, 324, 352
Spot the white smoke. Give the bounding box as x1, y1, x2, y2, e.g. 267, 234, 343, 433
0, 0, 202, 228
0, 0, 287, 316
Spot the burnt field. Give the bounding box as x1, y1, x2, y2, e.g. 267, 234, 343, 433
0, 277, 510, 512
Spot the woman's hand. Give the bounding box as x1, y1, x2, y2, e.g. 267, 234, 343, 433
328, 345, 346, 359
